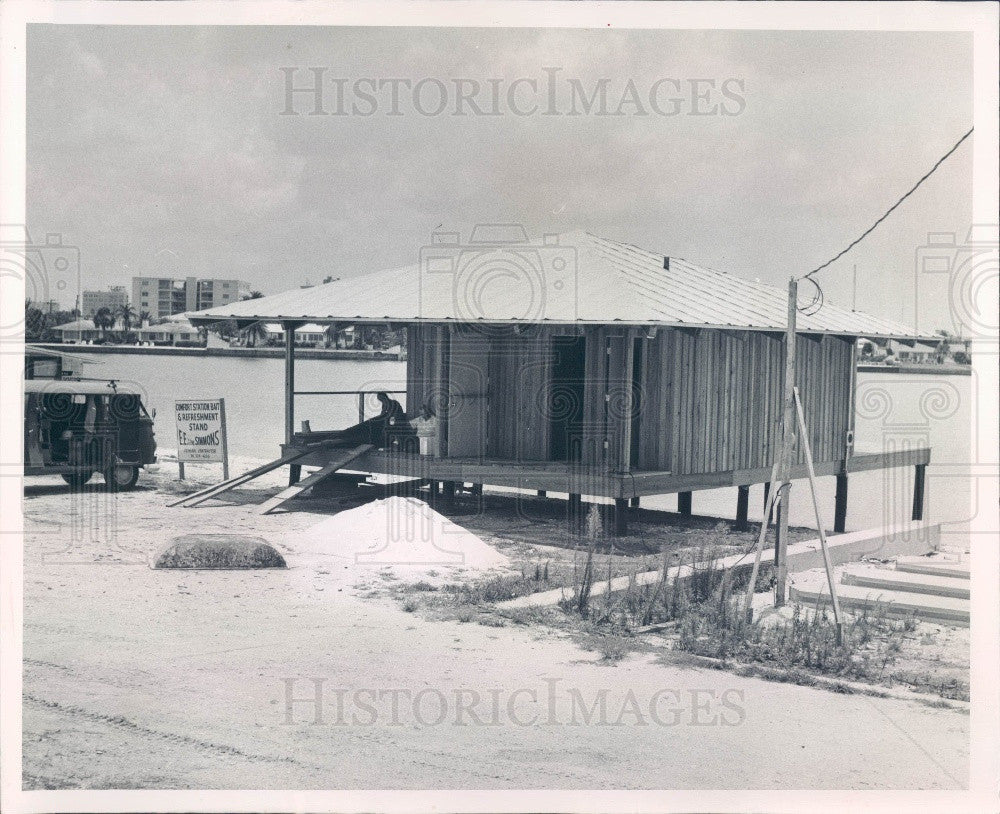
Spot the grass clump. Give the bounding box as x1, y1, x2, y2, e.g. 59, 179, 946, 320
446, 559, 554, 605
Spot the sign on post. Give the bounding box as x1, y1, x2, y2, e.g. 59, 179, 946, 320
174, 398, 229, 480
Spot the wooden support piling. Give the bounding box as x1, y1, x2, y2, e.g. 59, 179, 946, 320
629, 496, 640, 508
677, 491, 692, 516
912, 464, 926, 521
442, 480, 456, 501
537, 490, 547, 498
834, 474, 849, 533
613, 498, 628, 536
735, 485, 750, 529
568, 493, 582, 531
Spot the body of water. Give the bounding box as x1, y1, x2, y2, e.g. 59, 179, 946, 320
88, 353, 974, 538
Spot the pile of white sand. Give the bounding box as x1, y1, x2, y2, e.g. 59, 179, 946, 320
289, 496, 510, 573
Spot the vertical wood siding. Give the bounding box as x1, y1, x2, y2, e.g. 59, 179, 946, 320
635, 328, 852, 474
406, 323, 854, 474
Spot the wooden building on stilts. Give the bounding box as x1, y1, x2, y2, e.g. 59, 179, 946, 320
187, 229, 935, 533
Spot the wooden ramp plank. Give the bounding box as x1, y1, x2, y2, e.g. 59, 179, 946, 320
168, 442, 337, 508
258, 445, 373, 515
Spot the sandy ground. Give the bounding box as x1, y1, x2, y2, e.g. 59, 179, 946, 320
21, 456, 969, 790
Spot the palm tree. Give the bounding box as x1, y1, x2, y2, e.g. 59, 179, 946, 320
25, 300, 44, 341
324, 322, 340, 348
139, 310, 152, 328
243, 320, 269, 348
93, 307, 115, 338
242, 291, 264, 301
116, 303, 138, 331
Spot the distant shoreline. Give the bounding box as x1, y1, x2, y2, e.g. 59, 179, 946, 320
31, 342, 405, 362
857, 363, 971, 376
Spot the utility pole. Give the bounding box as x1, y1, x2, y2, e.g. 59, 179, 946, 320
852, 264, 857, 311
775, 277, 798, 606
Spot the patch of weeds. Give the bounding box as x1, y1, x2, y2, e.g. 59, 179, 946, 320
889, 669, 969, 701
408, 581, 438, 592
501, 606, 551, 626
561, 549, 922, 690
448, 573, 544, 604
401, 598, 419, 613
580, 632, 632, 664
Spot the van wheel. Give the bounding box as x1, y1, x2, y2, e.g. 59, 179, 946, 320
61, 471, 93, 488
105, 464, 139, 491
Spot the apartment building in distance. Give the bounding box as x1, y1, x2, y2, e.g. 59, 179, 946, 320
81, 286, 129, 318
132, 276, 250, 320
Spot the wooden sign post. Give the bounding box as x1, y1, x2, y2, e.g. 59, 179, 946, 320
174, 398, 230, 481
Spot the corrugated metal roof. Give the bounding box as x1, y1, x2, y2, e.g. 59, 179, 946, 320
188, 231, 931, 340
24, 379, 144, 395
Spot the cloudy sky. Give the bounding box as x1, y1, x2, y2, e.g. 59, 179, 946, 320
27, 25, 971, 331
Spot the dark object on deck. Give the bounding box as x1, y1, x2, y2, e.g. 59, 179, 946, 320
155, 534, 286, 569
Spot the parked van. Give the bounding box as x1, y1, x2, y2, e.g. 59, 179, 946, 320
24, 380, 157, 489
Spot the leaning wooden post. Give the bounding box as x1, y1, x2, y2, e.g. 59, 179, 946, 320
794, 387, 844, 642
744, 463, 780, 622
775, 278, 798, 606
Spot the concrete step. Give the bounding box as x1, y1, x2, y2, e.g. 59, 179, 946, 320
790, 573, 969, 627
896, 555, 970, 579
842, 565, 970, 600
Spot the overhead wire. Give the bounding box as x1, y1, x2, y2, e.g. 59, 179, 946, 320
800, 127, 973, 285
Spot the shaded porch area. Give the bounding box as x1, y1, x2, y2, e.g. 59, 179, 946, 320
281, 441, 932, 535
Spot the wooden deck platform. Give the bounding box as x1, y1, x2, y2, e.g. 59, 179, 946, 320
281, 443, 931, 500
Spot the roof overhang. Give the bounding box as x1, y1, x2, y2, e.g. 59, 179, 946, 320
186, 312, 939, 344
